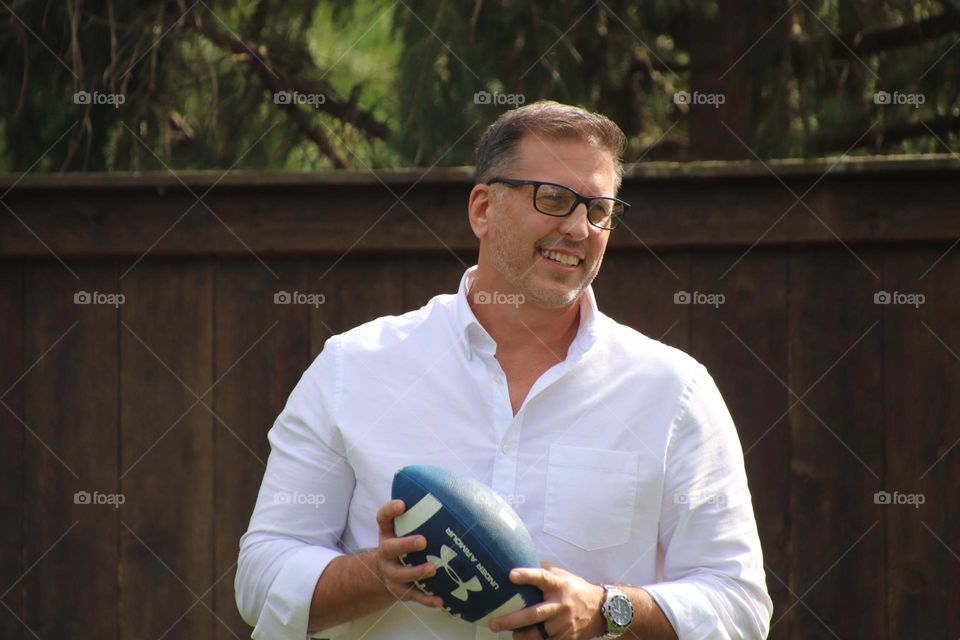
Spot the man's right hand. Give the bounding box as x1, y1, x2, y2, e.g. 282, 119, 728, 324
375, 499, 444, 609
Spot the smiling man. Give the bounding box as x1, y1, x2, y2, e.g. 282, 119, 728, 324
236, 101, 773, 640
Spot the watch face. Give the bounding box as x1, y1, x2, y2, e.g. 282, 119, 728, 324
609, 595, 633, 626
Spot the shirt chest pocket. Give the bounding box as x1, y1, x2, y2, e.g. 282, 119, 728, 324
542, 444, 640, 551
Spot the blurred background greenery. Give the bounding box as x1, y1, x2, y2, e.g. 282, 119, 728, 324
1, 0, 958, 172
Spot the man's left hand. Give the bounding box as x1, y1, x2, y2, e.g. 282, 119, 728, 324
488, 560, 606, 639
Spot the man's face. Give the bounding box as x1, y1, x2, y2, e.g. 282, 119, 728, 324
481, 133, 616, 308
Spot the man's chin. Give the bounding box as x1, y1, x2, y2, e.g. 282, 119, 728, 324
523, 281, 583, 308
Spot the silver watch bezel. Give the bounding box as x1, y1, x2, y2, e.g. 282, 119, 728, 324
599, 585, 634, 639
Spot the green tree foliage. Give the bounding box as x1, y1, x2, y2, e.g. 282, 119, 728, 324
1, 0, 958, 172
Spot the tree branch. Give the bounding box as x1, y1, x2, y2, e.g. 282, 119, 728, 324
189, 13, 391, 147
794, 9, 960, 58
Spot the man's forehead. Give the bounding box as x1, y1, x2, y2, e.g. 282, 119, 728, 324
511, 133, 615, 192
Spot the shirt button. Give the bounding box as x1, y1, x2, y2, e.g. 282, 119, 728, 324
500, 442, 510, 455
494, 376, 505, 385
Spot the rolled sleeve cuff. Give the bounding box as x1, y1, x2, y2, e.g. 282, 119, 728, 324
642, 582, 723, 640
251, 545, 350, 640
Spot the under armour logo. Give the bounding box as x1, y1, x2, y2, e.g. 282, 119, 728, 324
427, 544, 482, 601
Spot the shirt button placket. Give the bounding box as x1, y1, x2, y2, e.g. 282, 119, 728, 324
491, 412, 521, 508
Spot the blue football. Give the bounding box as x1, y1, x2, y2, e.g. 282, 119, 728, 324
391, 465, 543, 624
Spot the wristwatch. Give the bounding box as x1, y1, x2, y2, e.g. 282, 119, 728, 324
598, 584, 634, 639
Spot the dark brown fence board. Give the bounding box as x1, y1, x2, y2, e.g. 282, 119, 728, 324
213, 257, 310, 640
313, 256, 408, 348
119, 260, 214, 640
884, 247, 960, 639
786, 247, 885, 639
402, 252, 474, 313
0, 261, 23, 640
23, 262, 118, 638
592, 249, 690, 353
688, 247, 791, 638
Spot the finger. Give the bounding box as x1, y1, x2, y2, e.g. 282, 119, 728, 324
404, 586, 444, 609
376, 499, 405, 536
508, 567, 555, 589
379, 533, 427, 560
382, 559, 436, 585
530, 621, 551, 640
489, 602, 562, 633
539, 559, 557, 570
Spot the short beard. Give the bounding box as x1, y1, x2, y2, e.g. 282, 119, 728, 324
487, 218, 602, 308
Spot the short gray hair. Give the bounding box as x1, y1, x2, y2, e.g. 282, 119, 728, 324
475, 100, 627, 192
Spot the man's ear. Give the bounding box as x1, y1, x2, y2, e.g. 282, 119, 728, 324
467, 184, 493, 240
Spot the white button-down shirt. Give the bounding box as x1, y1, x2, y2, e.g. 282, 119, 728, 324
236, 265, 772, 640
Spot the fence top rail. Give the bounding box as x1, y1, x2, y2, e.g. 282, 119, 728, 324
1, 154, 957, 190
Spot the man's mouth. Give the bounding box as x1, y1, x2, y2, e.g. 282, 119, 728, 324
538, 247, 583, 267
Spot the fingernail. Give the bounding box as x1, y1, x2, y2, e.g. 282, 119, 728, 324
489, 623, 499, 632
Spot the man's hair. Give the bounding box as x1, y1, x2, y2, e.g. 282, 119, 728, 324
474, 100, 627, 192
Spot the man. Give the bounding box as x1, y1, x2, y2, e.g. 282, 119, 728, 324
236, 101, 773, 639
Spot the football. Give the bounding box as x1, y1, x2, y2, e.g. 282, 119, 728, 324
391, 465, 543, 624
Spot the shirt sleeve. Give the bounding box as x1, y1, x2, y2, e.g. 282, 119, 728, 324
642, 364, 774, 640
235, 336, 357, 640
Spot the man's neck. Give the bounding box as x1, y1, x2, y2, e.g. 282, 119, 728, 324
467, 274, 582, 360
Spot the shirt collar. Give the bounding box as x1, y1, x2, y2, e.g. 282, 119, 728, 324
451, 265, 600, 363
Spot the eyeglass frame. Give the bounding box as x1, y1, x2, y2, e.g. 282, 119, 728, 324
485, 177, 630, 230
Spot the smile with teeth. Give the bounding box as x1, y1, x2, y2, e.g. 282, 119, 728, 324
539, 248, 582, 267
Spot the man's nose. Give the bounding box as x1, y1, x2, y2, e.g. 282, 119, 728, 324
557, 202, 591, 240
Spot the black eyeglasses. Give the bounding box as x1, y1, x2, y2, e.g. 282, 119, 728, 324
486, 177, 629, 230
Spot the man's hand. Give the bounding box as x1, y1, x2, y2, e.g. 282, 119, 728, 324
488, 560, 605, 639
374, 499, 444, 609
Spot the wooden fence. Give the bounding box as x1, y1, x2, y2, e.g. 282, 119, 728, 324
1, 156, 959, 639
